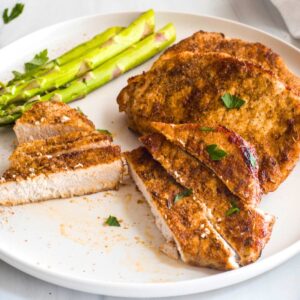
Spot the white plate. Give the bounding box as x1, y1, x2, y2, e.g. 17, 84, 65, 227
0, 11, 299, 298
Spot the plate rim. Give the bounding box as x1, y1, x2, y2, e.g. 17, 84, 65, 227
1, 10, 300, 56
0, 240, 299, 297
0, 10, 299, 298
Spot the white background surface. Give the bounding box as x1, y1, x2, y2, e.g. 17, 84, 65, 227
0, 0, 299, 299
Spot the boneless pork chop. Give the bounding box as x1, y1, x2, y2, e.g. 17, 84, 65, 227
14, 101, 95, 143
125, 147, 239, 270
117, 52, 300, 193
151, 122, 261, 206
0, 102, 123, 206
9, 130, 112, 167
140, 133, 275, 266
0, 145, 123, 206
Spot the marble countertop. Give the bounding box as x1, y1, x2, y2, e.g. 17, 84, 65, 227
0, 0, 299, 299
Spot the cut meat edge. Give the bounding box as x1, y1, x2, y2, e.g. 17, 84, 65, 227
0, 159, 123, 206
140, 133, 275, 266
125, 148, 239, 270
150, 121, 262, 206
9, 130, 112, 167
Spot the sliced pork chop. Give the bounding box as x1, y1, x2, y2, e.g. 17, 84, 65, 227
14, 101, 95, 143
0, 146, 123, 206
141, 133, 275, 266
125, 147, 239, 270
117, 52, 300, 193
9, 130, 112, 167
151, 122, 261, 206
154, 31, 300, 95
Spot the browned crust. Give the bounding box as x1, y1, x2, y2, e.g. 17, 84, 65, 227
155, 30, 300, 95
15, 101, 95, 130
150, 122, 261, 206
140, 133, 275, 266
125, 147, 238, 270
117, 52, 300, 193
3, 146, 121, 182
10, 130, 112, 162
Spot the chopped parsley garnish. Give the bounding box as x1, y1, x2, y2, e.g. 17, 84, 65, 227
11, 49, 49, 82
200, 126, 215, 132
244, 147, 257, 168
249, 153, 257, 168
24, 49, 49, 72
3, 3, 24, 24
12, 70, 23, 81
206, 144, 227, 161
221, 93, 245, 109
174, 188, 192, 203
226, 200, 240, 216
105, 215, 120, 227
76, 107, 84, 114
97, 129, 112, 136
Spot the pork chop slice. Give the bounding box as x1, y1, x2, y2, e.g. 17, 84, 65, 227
141, 133, 275, 266
14, 101, 95, 143
154, 31, 300, 95
0, 146, 123, 206
124, 147, 239, 270
117, 51, 300, 193
151, 122, 261, 206
9, 130, 112, 167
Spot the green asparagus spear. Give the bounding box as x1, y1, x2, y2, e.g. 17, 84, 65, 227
56, 27, 124, 65
0, 23, 176, 125
0, 112, 21, 125
0, 9, 155, 107
9, 26, 123, 85
39, 23, 175, 103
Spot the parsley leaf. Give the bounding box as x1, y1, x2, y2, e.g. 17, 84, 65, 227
24, 49, 49, 72
105, 215, 120, 227
76, 107, 84, 115
97, 129, 112, 136
200, 127, 215, 132
221, 93, 245, 109
174, 188, 192, 203
12, 70, 23, 81
206, 144, 227, 161
226, 200, 240, 216
3, 3, 24, 24
249, 153, 257, 168
243, 147, 257, 168
0, 81, 6, 89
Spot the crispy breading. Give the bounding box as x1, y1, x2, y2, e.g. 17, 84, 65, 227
117, 52, 300, 193
10, 130, 112, 166
154, 31, 300, 95
125, 147, 239, 270
140, 134, 275, 266
14, 101, 95, 143
151, 122, 261, 206
1, 101, 122, 206
0, 146, 123, 206
4, 146, 121, 181
17, 101, 94, 127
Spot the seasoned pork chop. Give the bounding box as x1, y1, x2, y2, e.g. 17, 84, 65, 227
151, 122, 261, 206
14, 101, 95, 143
141, 133, 275, 266
117, 52, 300, 193
0, 146, 123, 206
9, 130, 112, 167
125, 147, 239, 270
154, 31, 300, 95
